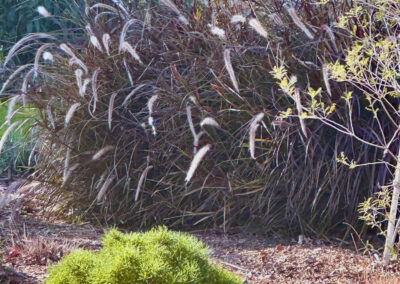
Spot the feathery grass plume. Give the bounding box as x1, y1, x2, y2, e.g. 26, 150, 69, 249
6, 95, 21, 124
135, 165, 153, 201
91, 68, 101, 112
0, 64, 31, 95
74, 69, 83, 90
249, 124, 259, 159
90, 35, 103, 52
61, 44, 88, 73
86, 25, 94, 37
97, 175, 115, 203
148, 117, 156, 135
186, 104, 195, 137
37, 6, 51, 18
200, 117, 220, 128
178, 15, 189, 25
231, 14, 246, 24
119, 19, 137, 51
62, 147, 71, 187
120, 42, 143, 65
185, 144, 211, 183
122, 84, 146, 107
285, 5, 314, 39
248, 18, 268, 39
223, 49, 240, 94
102, 34, 111, 56
294, 88, 307, 138
108, 92, 118, 130
147, 95, 158, 114
3, 33, 56, 67
0, 122, 19, 154
147, 95, 158, 135
209, 25, 226, 40
79, 79, 90, 97
322, 63, 332, 97
65, 103, 81, 127
21, 68, 34, 95
59, 43, 76, 58
42, 51, 53, 62
144, 7, 152, 29
68, 57, 88, 74
249, 113, 264, 159
92, 146, 114, 161
46, 104, 56, 129
62, 163, 79, 187
159, 0, 189, 26
189, 95, 197, 105
34, 43, 53, 78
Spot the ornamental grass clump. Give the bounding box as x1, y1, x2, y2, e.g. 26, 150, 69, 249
270, 0, 400, 264
0, 0, 376, 237
45, 227, 242, 284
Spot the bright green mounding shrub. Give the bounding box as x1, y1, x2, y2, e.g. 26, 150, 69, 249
45, 227, 242, 284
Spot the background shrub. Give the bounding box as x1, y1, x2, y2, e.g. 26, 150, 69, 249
0, 0, 84, 63
0, 104, 36, 176
0, 0, 85, 177
46, 227, 242, 284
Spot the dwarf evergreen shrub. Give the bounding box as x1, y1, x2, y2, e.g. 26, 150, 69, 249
45, 227, 242, 284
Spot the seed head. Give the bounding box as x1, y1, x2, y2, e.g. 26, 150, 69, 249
249, 18, 268, 39
37, 6, 51, 18
231, 15, 246, 24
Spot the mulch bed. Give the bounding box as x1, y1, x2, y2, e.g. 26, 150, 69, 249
1, 181, 400, 283
196, 232, 400, 283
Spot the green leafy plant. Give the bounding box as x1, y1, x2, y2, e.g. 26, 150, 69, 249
0, 103, 36, 175
46, 227, 242, 284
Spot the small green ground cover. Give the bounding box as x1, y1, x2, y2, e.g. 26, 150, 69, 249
46, 227, 242, 284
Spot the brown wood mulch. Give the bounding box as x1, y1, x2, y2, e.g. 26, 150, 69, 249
1, 180, 400, 284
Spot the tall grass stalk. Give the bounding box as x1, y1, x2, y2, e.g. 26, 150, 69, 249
185, 144, 211, 183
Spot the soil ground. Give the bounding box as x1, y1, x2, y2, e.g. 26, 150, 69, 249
1, 180, 400, 283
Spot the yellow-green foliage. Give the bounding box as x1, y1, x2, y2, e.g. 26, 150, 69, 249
46, 227, 242, 284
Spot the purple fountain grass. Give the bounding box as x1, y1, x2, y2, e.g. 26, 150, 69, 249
185, 144, 211, 183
